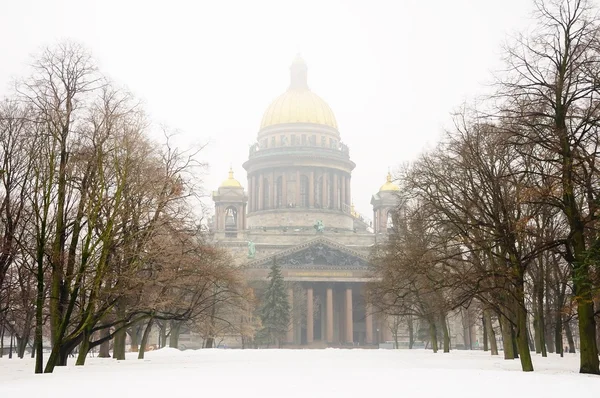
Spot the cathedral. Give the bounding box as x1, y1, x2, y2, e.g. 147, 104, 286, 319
210, 55, 400, 347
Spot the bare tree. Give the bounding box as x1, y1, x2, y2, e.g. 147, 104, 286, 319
496, 0, 600, 374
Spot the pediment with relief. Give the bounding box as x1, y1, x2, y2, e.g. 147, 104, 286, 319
247, 237, 369, 270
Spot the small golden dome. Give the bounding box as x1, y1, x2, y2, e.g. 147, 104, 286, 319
220, 167, 242, 188
260, 55, 338, 130
379, 172, 400, 192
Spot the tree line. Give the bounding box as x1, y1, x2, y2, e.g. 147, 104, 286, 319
368, 0, 600, 374
0, 42, 251, 373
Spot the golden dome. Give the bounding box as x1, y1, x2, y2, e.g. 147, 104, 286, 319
379, 172, 400, 192
260, 55, 338, 130
220, 167, 242, 188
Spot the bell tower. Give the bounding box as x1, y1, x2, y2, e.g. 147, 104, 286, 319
212, 168, 247, 238
370, 172, 401, 234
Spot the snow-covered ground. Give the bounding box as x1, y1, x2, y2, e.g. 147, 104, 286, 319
1, 349, 598, 397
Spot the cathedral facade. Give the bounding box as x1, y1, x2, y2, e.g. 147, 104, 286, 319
210, 56, 399, 347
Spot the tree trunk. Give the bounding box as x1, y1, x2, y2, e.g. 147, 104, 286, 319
98, 328, 111, 358
461, 309, 470, 349
482, 316, 488, 352
0, 324, 4, 358
532, 291, 542, 354
484, 310, 498, 355
35, 223, 46, 373
555, 314, 563, 358
429, 321, 438, 353
9, 332, 13, 358
49, 128, 69, 351
17, 336, 28, 358
441, 313, 450, 353
536, 282, 547, 357
544, 301, 554, 354
565, 319, 576, 353
511, 322, 519, 359
205, 297, 218, 349
75, 329, 90, 366
59, 347, 69, 366
138, 317, 154, 360
113, 327, 126, 360
159, 322, 167, 348
408, 316, 414, 349
129, 325, 139, 353
515, 294, 533, 371
169, 321, 181, 349
499, 313, 514, 360
575, 290, 598, 373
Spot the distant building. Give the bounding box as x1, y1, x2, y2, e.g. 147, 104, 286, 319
208, 55, 401, 347
208, 56, 483, 348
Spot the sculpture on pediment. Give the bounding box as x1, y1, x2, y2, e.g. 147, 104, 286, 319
247, 241, 256, 259
314, 220, 324, 233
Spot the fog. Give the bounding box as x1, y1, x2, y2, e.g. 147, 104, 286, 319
0, 0, 534, 217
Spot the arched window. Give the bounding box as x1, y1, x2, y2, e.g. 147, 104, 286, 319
386, 211, 394, 230
263, 178, 270, 209
300, 175, 309, 207
225, 206, 238, 237
274, 176, 282, 208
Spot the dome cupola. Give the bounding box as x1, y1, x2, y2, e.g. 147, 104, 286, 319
379, 172, 399, 192
260, 55, 338, 130
220, 167, 242, 188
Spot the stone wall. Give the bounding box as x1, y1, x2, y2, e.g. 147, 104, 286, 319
247, 208, 354, 230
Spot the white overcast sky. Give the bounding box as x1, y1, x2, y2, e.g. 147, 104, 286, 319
0, 0, 538, 218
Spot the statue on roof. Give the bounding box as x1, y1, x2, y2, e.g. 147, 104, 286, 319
247, 241, 256, 259
314, 220, 325, 233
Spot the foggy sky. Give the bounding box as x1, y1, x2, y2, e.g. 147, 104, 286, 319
0, 0, 536, 219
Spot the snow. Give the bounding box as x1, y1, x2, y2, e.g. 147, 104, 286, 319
1, 349, 599, 397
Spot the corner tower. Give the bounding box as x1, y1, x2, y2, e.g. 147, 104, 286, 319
212, 168, 248, 238
243, 56, 356, 231
371, 172, 401, 234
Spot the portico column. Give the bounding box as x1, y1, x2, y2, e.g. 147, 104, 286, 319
326, 287, 333, 343
237, 205, 243, 230
321, 172, 327, 208
345, 287, 353, 344
218, 206, 224, 230
333, 172, 339, 209
341, 174, 346, 209
248, 176, 254, 212
309, 171, 315, 207
258, 173, 263, 210
287, 288, 294, 344
282, 171, 287, 206
306, 286, 314, 344
346, 176, 351, 209
365, 302, 373, 344
270, 171, 275, 210
242, 204, 246, 229
296, 170, 301, 206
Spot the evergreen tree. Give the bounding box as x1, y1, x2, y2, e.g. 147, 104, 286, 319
260, 258, 290, 347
